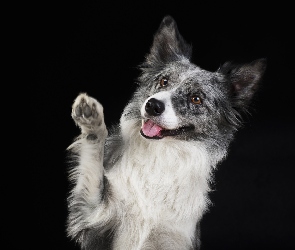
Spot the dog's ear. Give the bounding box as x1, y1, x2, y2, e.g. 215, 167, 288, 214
219, 58, 267, 109
144, 16, 192, 67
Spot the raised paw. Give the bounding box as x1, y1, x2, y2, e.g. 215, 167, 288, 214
71, 93, 106, 134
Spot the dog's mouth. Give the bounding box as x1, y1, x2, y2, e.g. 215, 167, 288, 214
140, 119, 194, 140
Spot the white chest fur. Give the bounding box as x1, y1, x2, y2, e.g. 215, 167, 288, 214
106, 137, 213, 248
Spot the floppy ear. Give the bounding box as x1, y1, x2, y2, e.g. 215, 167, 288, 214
219, 58, 267, 109
144, 16, 192, 67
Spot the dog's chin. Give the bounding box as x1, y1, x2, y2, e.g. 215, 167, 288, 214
140, 119, 194, 140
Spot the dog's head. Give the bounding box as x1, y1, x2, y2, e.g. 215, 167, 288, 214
122, 16, 266, 144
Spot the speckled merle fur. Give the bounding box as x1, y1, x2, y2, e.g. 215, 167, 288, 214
67, 16, 266, 250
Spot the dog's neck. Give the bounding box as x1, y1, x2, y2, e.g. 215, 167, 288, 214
108, 127, 214, 233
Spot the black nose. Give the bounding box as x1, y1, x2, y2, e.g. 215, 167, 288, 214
145, 98, 165, 116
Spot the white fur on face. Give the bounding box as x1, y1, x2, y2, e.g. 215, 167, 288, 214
140, 91, 179, 129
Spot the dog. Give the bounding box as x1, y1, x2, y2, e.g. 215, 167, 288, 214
66, 15, 266, 250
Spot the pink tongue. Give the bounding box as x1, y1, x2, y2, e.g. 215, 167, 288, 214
142, 120, 163, 137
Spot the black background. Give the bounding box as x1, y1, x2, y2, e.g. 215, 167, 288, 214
14, 1, 294, 250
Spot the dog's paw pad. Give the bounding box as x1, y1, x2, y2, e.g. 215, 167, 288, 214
72, 93, 104, 130
91, 104, 98, 119
86, 134, 98, 140
83, 103, 92, 118
75, 105, 82, 117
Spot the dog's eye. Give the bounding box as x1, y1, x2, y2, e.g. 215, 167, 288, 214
191, 95, 202, 105
160, 78, 168, 87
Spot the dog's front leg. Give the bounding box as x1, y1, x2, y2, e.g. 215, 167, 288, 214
67, 93, 109, 240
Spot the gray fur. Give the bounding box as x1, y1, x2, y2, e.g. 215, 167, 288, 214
66, 16, 266, 249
